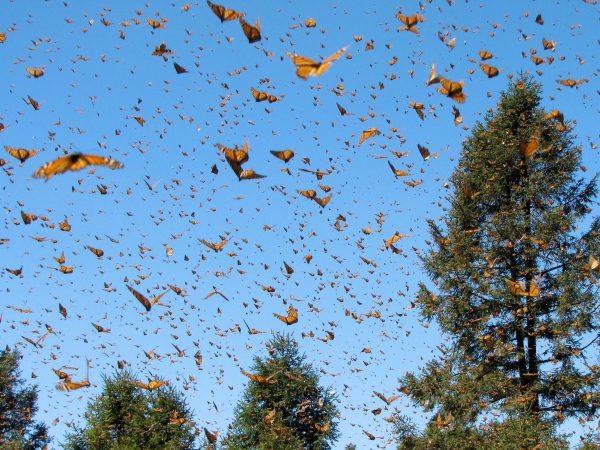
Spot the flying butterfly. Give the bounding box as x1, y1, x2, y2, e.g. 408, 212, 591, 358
287, 46, 347, 79
240, 368, 276, 384
270, 149, 294, 163
409, 102, 425, 120
273, 305, 298, 325
24, 95, 40, 110
32, 153, 123, 179
373, 391, 401, 405
436, 78, 466, 103
152, 43, 172, 56
206, 0, 243, 22
147, 19, 165, 29
359, 127, 380, 146
5, 146, 38, 163
396, 13, 425, 33
26, 68, 44, 78
315, 195, 332, 208
21, 211, 38, 224
557, 78, 588, 88
217, 143, 249, 165
133, 380, 168, 390
86, 245, 104, 257
239, 17, 261, 43
480, 63, 499, 78
519, 137, 539, 160
251, 87, 278, 103
173, 62, 188, 74
126, 284, 168, 312
542, 38, 555, 51
238, 169, 266, 181
387, 161, 410, 177
417, 144, 431, 160
200, 238, 228, 252
479, 50, 493, 60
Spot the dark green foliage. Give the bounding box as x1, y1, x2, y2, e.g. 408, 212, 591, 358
63, 369, 197, 450
224, 333, 339, 450
0, 349, 50, 450
398, 78, 599, 447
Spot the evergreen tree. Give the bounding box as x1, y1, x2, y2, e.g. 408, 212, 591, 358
224, 333, 339, 449
0, 349, 50, 450
63, 369, 197, 450
397, 78, 599, 448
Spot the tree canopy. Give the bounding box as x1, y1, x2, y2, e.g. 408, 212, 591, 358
223, 333, 339, 450
397, 77, 599, 448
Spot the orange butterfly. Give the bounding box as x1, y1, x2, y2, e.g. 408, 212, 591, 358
32, 153, 123, 179
240, 368, 276, 384
57, 359, 90, 391
436, 78, 466, 103
204, 428, 218, 444
5, 146, 38, 163
133, 380, 168, 390
359, 127, 380, 146
315, 195, 332, 208
519, 137, 539, 160
26, 68, 44, 78
542, 38, 555, 51
200, 238, 228, 252
92, 322, 110, 333
217, 143, 249, 165
409, 102, 425, 120
127, 284, 167, 312
479, 50, 493, 60
206, 0, 243, 22
173, 62, 188, 74
24, 95, 40, 110
298, 189, 317, 200
152, 43, 172, 56
239, 17, 261, 43
396, 14, 425, 33
270, 149, 294, 162
287, 47, 347, 79
21, 211, 38, 224
0, 32, 5, 43
336, 102, 348, 115
273, 305, 298, 325
86, 246, 104, 257
388, 161, 410, 177
147, 19, 165, 29
58, 303, 67, 318
557, 78, 588, 88
417, 144, 431, 160
531, 56, 545, 65
238, 169, 266, 180
373, 391, 401, 405
251, 87, 278, 103
480, 63, 499, 78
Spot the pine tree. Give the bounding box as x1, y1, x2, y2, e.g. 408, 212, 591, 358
0, 349, 50, 450
63, 369, 197, 450
397, 78, 599, 448
223, 333, 339, 449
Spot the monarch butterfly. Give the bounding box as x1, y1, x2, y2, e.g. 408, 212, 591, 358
238, 169, 266, 180
134, 116, 145, 126
133, 380, 168, 390
173, 62, 188, 74
542, 38, 555, 51
24, 95, 40, 110
557, 78, 588, 88
519, 137, 539, 160
544, 109, 564, 124
270, 149, 294, 163
58, 218, 71, 232
283, 261, 294, 275
318, 185, 331, 192
359, 127, 380, 146
479, 50, 493, 60
535, 13, 543, 25
86, 245, 104, 257
58, 303, 67, 318
287, 46, 347, 79
452, 105, 463, 126
239, 17, 261, 43
336, 102, 348, 116
314, 423, 330, 433
126, 284, 167, 311
425, 63, 440, 86
5, 146, 38, 163
54, 253, 65, 264
409, 101, 425, 120
147, 19, 165, 29
387, 161, 410, 177
274, 305, 298, 325
480, 63, 499, 78
200, 238, 228, 252
21, 211, 38, 224
241, 368, 276, 384
315, 194, 332, 208
396, 13, 425, 33
0, 32, 5, 43
206, 0, 243, 22
531, 56, 545, 65
251, 87, 278, 103
436, 78, 466, 103
298, 189, 317, 200
26, 68, 44, 78
92, 322, 110, 333
373, 391, 401, 405
152, 42, 172, 56
217, 143, 249, 164
32, 153, 123, 179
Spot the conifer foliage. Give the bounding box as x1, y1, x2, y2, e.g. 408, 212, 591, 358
397, 78, 599, 448
63, 369, 197, 450
0, 349, 50, 449
224, 333, 339, 449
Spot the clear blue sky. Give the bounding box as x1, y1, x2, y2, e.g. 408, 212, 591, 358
1, 0, 598, 448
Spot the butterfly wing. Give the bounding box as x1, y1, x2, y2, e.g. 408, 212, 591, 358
127, 284, 152, 311
239, 17, 261, 43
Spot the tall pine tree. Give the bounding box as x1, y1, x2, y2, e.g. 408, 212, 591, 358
0, 349, 50, 449
398, 78, 599, 448
223, 333, 339, 450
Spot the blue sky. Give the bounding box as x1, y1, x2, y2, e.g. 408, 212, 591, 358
0, 0, 598, 448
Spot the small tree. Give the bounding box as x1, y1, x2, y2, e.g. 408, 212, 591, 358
0, 349, 50, 450
224, 333, 339, 449
63, 369, 197, 450
397, 78, 599, 448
